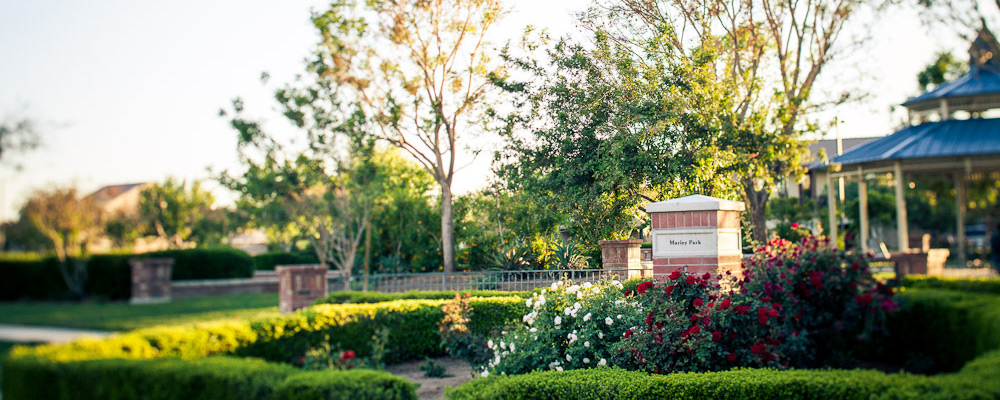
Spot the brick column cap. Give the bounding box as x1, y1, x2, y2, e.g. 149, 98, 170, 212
275, 264, 328, 273
598, 239, 645, 246
128, 258, 175, 268
646, 195, 745, 213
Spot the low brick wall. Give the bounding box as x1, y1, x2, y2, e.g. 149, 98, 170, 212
172, 278, 279, 299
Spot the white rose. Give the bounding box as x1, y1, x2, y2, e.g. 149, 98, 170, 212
584, 341, 591, 348
599, 332, 605, 339
599, 358, 607, 366
556, 366, 564, 371
605, 317, 614, 326
530, 327, 538, 333
554, 316, 562, 325
487, 339, 494, 349
551, 282, 560, 290
566, 354, 572, 361
583, 357, 591, 364
617, 314, 623, 320
584, 313, 592, 321
510, 343, 515, 352
526, 298, 533, 307
481, 370, 490, 377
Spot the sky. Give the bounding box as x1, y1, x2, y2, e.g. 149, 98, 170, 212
0, 0, 970, 221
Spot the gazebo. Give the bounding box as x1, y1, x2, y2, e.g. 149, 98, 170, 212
817, 28, 1000, 268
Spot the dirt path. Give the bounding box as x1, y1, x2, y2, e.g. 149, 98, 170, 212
386, 357, 475, 400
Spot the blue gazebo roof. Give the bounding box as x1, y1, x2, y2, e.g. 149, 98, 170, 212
902, 66, 1000, 107
831, 118, 1000, 167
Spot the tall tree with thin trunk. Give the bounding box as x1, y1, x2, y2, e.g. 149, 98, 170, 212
310, 0, 505, 272
580, 0, 885, 244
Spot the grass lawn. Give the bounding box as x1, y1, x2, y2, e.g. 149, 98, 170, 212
0, 293, 280, 331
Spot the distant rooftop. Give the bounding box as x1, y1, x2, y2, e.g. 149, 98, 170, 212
807, 137, 881, 166
903, 26, 1000, 112
87, 183, 147, 205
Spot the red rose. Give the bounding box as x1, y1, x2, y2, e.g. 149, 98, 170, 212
768, 309, 778, 318
712, 331, 722, 342
685, 275, 696, 285
726, 353, 738, 362
855, 293, 873, 306
791, 222, 799, 229
342, 350, 355, 361
693, 298, 703, 307
669, 270, 682, 280
719, 298, 732, 310
637, 281, 652, 295
751, 344, 765, 354
689, 325, 701, 335
690, 315, 699, 323
664, 285, 674, 295
646, 311, 654, 327
625, 289, 634, 297
702, 272, 711, 280
624, 329, 633, 338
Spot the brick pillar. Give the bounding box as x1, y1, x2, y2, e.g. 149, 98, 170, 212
129, 258, 173, 304
646, 195, 745, 281
276, 264, 328, 313
599, 239, 644, 278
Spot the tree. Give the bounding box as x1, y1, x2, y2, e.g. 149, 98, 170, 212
917, 51, 969, 92
493, 31, 740, 247
138, 178, 216, 248
22, 187, 100, 299
570, 0, 884, 244
309, 0, 505, 272
0, 116, 40, 168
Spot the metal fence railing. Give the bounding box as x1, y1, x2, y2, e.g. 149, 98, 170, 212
326, 267, 653, 293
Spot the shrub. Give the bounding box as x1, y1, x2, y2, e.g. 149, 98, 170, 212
449, 287, 1000, 399
900, 275, 1000, 296
253, 251, 319, 271
316, 290, 524, 305
1, 355, 416, 400
0, 248, 254, 300
446, 352, 1000, 400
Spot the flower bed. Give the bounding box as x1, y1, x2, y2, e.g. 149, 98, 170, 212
1, 296, 526, 400
446, 283, 1000, 399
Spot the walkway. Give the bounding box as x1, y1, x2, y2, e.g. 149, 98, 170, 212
0, 324, 111, 344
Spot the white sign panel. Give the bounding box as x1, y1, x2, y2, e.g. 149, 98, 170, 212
653, 230, 716, 257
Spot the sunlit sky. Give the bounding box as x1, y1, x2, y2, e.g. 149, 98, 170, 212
0, 0, 973, 221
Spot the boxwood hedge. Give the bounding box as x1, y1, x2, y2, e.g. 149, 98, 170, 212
445, 285, 1000, 399
2, 296, 527, 400
0, 248, 254, 300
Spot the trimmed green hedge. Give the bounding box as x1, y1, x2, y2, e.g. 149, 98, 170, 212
4, 296, 526, 400
253, 251, 319, 271
2, 355, 416, 400
446, 352, 1000, 400
446, 287, 1000, 399
0, 248, 254, 300
316, 290, 526, 305
900, 275, 1000, 296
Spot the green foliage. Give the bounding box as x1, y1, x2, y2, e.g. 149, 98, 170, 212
0, 248, 253, 300
1, 356, 417, 400
917, 51, 968, 92
451, 286, 1000, 399
139, 178, 218, 248
489, 241, 536, 271
453, 189, 561, 270
446, 354, 1000, 400
900, 276, 1000, 295
420, 358, 449, 378
315, 290, 524, 305
253, 251, 319, 271
549, 237, 591, 270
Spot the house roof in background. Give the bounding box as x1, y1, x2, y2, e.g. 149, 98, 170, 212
87, 183, 148, 205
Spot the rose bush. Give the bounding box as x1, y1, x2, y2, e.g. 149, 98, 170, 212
482, 236, 897, 375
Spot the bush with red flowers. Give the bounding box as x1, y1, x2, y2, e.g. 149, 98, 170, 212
609, 235, 895, 373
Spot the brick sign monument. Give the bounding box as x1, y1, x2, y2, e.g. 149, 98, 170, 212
646, 195, 745, 280
129, 258, 173, 304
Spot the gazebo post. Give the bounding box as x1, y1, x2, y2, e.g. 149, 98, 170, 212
858, 166, 870, 253
826, 172, 838, 248
894, 161, 910, 252
955, 171, 967, 267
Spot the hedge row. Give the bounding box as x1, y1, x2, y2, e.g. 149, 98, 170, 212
2, 355, 416, 400
446, 352, 1000, 400
0, 248, 254, 300
253, 251, 319, 271
316, 290, 526, 305
4, 296, 527, 400
8, 297, 526, 364
446, 287, 1000, 399
900, 275, 1000, 296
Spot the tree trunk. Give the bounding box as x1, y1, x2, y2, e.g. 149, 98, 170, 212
743, 179, 771, 247
362, 219, 372, 292
441, 185, 456, 273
